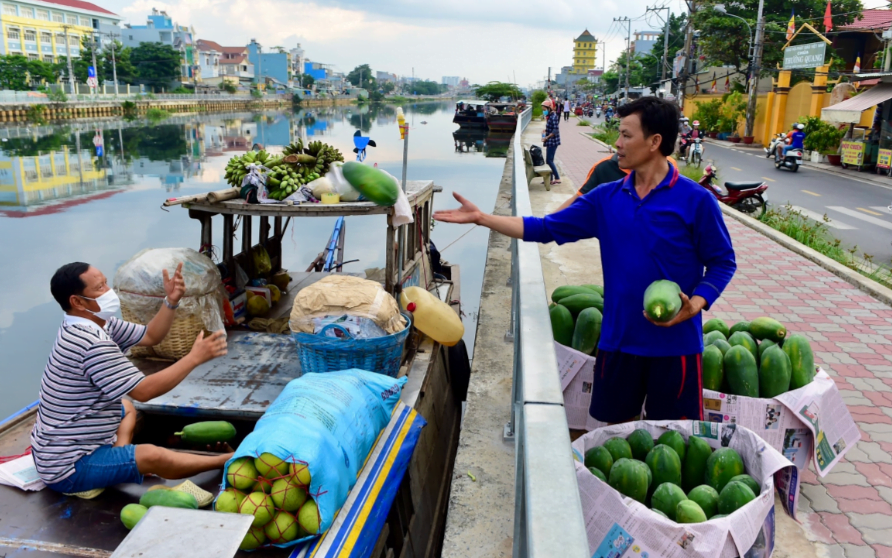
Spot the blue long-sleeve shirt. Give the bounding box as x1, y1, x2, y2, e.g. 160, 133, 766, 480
524, 163, 736, 356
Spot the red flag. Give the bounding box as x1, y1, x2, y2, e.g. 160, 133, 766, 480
724, 75, 730, 93
824, 1, 833, 32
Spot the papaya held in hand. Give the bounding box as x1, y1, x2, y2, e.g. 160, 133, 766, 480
642, 279, 708, 328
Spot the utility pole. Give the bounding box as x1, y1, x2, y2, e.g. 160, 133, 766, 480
647, 7, 671, 83
679, 1, 696, 108
63, 25, 75, 95
90, 31, 98, 98
614, 17, 632, 103
744, 0, 765, 138
109, 32, 119, 97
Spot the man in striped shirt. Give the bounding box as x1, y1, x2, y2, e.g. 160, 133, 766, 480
33, 262, 230, 494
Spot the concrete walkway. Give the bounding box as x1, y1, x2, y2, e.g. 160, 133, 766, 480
543, 115, 892, 558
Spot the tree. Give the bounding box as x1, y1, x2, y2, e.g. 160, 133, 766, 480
637, 12, 687, 90
601, 70, 620, 94
408, 80, 441, 95
381, 81, 395, 94
130, 42, 182, 88
474, 81, 522, 102
101, 41, 137, 85
691, 0, 861, 78
73, 35, 103, 84
347, 64, 376, 89
0, 55, 55, 90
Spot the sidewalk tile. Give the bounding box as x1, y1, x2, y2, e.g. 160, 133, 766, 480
821, 512, 866, 545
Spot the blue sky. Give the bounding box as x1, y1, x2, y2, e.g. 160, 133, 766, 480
100, 0, 888, 88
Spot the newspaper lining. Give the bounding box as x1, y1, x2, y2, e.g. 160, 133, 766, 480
556, 342, 608, 431
703, 369, 860, 476
571, 421, 798, 558
0, 453, 45, 491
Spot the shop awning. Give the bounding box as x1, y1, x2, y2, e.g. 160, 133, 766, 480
822, 83, 892, 124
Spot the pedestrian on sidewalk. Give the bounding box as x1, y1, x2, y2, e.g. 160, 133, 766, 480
433, 97, 737, 423
541, 98, 561, 185
563, 98, 571, 121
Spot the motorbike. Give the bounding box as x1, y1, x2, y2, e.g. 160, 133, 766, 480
686, 137, 704, 167
698, 164, 768, 216
595, 107, 602, 118
775, 145, 803, 172
764, 133, 786, 159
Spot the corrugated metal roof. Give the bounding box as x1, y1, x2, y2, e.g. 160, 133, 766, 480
823, 83, 892, 123
841, 8, 892, 31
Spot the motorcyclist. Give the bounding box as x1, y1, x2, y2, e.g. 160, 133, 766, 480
605, 105, 615, 123
782, 123, 806, 157
679, 119, 701, 158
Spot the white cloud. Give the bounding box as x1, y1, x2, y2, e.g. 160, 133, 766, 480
99, 0, 673, 86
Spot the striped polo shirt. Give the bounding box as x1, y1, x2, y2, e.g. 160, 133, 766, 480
31, 315, 146, 484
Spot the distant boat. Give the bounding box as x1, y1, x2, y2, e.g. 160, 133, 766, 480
453, 100, 487, 128
484, 102, 518, 132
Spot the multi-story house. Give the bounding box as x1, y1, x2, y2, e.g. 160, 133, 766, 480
110, 9, 195, 84
195, 39, 224, 85
196, 41, 253, 85
0, 0, 121, 65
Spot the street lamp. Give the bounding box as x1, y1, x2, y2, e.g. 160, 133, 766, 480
713, 4, 753, 61
713, 1, 764, 139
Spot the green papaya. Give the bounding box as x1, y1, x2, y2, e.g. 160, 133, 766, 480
783, 334, 815, 390
759, 345, 792, 398
603, 437, 633, 462
583, 284, 604, 296
572, 308, 602, 355
705, 447, 745, 493
559, 293, 604, 317
712, 339, 732, 356
584, 446, 614, 478
608, 458, 649, 504
758, 339, 776, 358
724, 345, 759, 397
552, 285, 599, 303
643, 280, 682, 323
651, 482, 688, 520
656, 431, 686, 462
687, 485, 720, 519
729, 474, 760, 496
728, 331, 759, 365
729, 321, 751, 336
749, 317, 787, 343
704, 318, 730, 339
702, 345, 724, 391
718, 480, 756, 515
676, 500, 708, 523
588, 466, 607, 483
704, 330, 727, 346
121, 503, 148, 530
646, 444, 682, 488
627, 429, 655, 461
549, 304, 574, 347
682, 436, 713, 493
139, 488, 199, 510
341, 162, 399, 206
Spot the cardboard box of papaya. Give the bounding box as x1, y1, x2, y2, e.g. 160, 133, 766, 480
700, 316, 860, 477
572, 420, 799, 558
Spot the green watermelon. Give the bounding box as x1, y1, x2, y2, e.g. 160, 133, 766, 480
682, 436, 713, 493
676, 500, 708, 523
608, 458, 649, 504
705, 447, 745, 492
652, 483, 688, 521
645, 445, 682, 488
704, 318, 730, 339
656, 431, 686, 462
588, 467, 607, 483
687, 485, 720, 519
729, 474, 760, 496
603, 437, 633, 462
718, 481, 756, 515
627, 429, 655, 461
584, 446, 614, 478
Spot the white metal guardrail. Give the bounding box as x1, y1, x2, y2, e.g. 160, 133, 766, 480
507, 108, 589, 557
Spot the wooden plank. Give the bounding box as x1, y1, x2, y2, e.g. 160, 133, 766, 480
371, 524, 390, 558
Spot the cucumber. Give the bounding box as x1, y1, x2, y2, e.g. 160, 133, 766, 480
341, 162, 398, 206
643, 280, 681, 323
748, 317, 787, 343
139, 488, 199, 510
572, 308, 602, 355
559, 293, 604, 317
550, 304, 574, 347
760, 345, 792, 398
174, 421, 236, 445
784, 334, 815, 390
724, 345, 759, 397
702, 345, 724, 391
552, 285, 600, 303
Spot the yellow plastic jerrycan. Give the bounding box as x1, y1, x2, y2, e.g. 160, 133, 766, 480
399, 286, 464, 347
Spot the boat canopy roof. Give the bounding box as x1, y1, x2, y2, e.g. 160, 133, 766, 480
456, 99, 485, 106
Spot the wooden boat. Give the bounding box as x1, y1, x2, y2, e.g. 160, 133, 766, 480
0, 180, 464, 558
452, 100, 486, 128
483, 103, 518, 132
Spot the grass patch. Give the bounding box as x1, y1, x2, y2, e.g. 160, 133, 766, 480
146, 107, 171, 121
678, 165, 705, 182
577, 119, 591, 126
385, 96, 409, 103
759, 204, 892, 289
591, 120, 619, 147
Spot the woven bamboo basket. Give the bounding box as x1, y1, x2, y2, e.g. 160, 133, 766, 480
122, 304, 207, 360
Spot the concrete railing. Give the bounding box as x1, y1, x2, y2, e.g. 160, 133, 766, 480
506, 108, 589, 557
0, 90, 293, 105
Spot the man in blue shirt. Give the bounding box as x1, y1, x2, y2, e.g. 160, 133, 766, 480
433, 97, 736, 422
783, 123, 806, 156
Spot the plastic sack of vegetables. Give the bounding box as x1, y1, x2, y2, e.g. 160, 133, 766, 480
216, 369, 406, 549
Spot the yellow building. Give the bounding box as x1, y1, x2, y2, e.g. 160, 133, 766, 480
0, 0, 121, 65
0, 146, 109, 211
572, 29, 597, 74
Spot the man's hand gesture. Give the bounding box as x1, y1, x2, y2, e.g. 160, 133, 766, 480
163, 262, 186, 305
433, 192, 483, 225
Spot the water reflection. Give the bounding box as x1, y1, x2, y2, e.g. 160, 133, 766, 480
452, 129, 512, 158
0, 102, 509, 418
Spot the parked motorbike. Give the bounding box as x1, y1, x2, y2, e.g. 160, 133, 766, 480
687, 137, 704, 167
698, 164, 768, 216
764, 133, 786, 159
775, 145, 803, 172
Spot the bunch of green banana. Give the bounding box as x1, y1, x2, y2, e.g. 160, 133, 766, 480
264, 164, 320, 200
223, 150, 282, 187
281, 140, 345, 176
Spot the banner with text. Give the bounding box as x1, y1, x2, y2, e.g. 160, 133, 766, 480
783, 42, 827, 70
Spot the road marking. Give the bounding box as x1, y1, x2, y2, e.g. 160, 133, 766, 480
761, 176, 776, 182
790, 206, 857, 229
827, 206, 892, 230
801, 190, 821, 197
870, 206, 892, 215
730, 167, 742, 171
857, 207, 883, 216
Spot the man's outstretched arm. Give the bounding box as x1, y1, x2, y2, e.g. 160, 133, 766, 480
433, 192, 524, 238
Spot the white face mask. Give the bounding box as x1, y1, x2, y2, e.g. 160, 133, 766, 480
79, 289, 121, 321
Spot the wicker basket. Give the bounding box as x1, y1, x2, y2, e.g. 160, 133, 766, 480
122, 304, 207, 360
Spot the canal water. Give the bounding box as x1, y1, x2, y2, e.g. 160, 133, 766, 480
0, 101, 510, 419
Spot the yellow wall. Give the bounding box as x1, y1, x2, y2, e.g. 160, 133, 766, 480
1, 9, 96, 61
683, 93, 769, 139
573, 40, 596, 74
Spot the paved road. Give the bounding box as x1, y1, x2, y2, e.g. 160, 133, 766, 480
699, 141, 892, 265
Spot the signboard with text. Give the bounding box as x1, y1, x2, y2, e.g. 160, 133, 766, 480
783, 42, 827, 70
841, 140, 864, 166
878, 148, 892, 169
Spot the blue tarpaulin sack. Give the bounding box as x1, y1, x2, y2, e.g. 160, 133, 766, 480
219, 369, 407, 548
